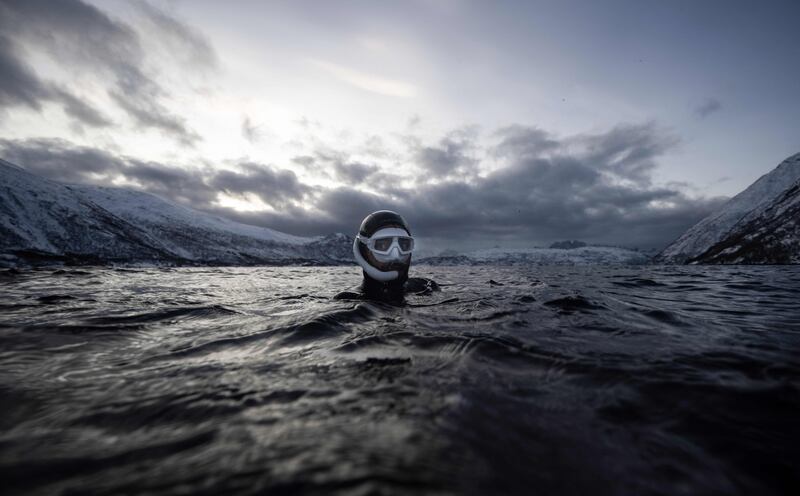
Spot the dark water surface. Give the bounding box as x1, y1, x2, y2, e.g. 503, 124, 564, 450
1, 265, 800, 495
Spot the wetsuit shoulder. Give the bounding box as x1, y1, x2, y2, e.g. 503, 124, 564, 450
334, 286, 364, 300
404, 277, 440, 295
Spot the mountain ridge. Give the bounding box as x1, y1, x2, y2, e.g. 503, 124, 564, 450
689, 177, 800, 264
657, 152, 800, 263
0, 158, 352, 266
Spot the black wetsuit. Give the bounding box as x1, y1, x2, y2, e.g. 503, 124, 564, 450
334, 273, 439, 302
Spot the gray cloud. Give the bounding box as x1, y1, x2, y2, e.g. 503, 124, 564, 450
210, 162, 312, 209
0, 35, 49, 111
0, 137, 123, 183
333, 161, 379, 184
109, 83, 200, 147
415, 126, 479, 176
0, 0, 204, 145
580, 122, 678, 186
302, 148, 380, 185
241, 117, 262, 144
0, 138, 307, 213
391, 123, 712, 248
0, 121, 726, 250
491, 125, 559, 159
133, 0, 218, 70
694, 98, 722, 119
54, 88, 113, 128
0, 34, 111, 128
123, 159, 215, 207
291, 155, 316, 168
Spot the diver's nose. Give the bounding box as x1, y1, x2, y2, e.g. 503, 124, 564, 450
388, 246, 401, 259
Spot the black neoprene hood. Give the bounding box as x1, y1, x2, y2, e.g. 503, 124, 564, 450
358, 210, 411, 237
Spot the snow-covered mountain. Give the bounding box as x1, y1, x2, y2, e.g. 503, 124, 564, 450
418, 246, 651, 266
657, 153, 800, 263
0, 159, 352, 266
689, 178, 800, 264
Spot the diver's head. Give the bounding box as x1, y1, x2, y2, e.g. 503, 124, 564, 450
353, 210, 415, 283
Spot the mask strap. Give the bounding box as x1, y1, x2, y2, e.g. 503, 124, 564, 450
353, 238, 399, 282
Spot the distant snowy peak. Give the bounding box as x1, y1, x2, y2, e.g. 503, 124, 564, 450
658, 152, 800, 263
418, 246, 651, 266
690, 178, 800, 264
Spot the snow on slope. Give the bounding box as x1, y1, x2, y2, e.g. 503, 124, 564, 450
72, 185, 313, 262
690, 178, 800, 264
0, 158, 348, 265
0, 158, 83, 253
658, 153, 800, 263
0, 159, 175, 262
76, 185, 308, 245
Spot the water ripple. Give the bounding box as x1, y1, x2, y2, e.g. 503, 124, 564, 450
1, 265, 799, 495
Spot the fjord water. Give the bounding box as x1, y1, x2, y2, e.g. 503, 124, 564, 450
1, 265, 799, 495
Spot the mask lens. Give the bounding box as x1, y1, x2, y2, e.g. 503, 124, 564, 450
398, 237, 414, 252
373, 237, 393, 252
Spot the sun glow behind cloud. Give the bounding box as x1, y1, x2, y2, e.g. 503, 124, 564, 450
309, 60, 418, 99
215, 192, 275, 213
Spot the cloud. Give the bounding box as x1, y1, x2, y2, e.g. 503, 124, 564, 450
133, 0, 218, 70
300, 148, 381, 185
0, 137, 123, 183
0, 121, 726, 249
415, 126, 480, 177
392, 123, 711, 248
0, 0, 205, 145
579, 122, 678, 186
123, 159, 215, 206
491, 125, 559, 160
0, 138, 307, 212
0, 34, 111, 128
291, 155, 316, 168
310, 59, 417, 98
694, 98, 722, 118
109, 84, 200, 147
53, 88, 113, 128
241, 116, 263, 144
0, 35, 50, 111
209, 162, 312, 209
333, 161, 380, 184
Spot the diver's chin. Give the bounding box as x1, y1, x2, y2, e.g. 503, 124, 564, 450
371, 253, 410, 269
371, 260, 409, 273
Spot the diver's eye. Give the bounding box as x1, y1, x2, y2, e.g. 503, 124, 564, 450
398, 237, 414, 251
373, 238, 393, 251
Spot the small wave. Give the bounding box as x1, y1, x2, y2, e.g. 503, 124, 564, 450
84, 305, 240, 324
0, 268, 22, 278
35, 294, 77, 304
640, 309, 689, 327
51, 269, 92, 276
159, 304, 379, 359
451, 309, 527, 322
24, 323, 147, 335
611, 278, 665, 288
4, 429, 217, 492
544, 295, 606, 313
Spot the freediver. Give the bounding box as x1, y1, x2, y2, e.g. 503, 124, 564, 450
334, 210, 439, 301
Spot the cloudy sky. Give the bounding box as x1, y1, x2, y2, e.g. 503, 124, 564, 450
1, 0, 798, 251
